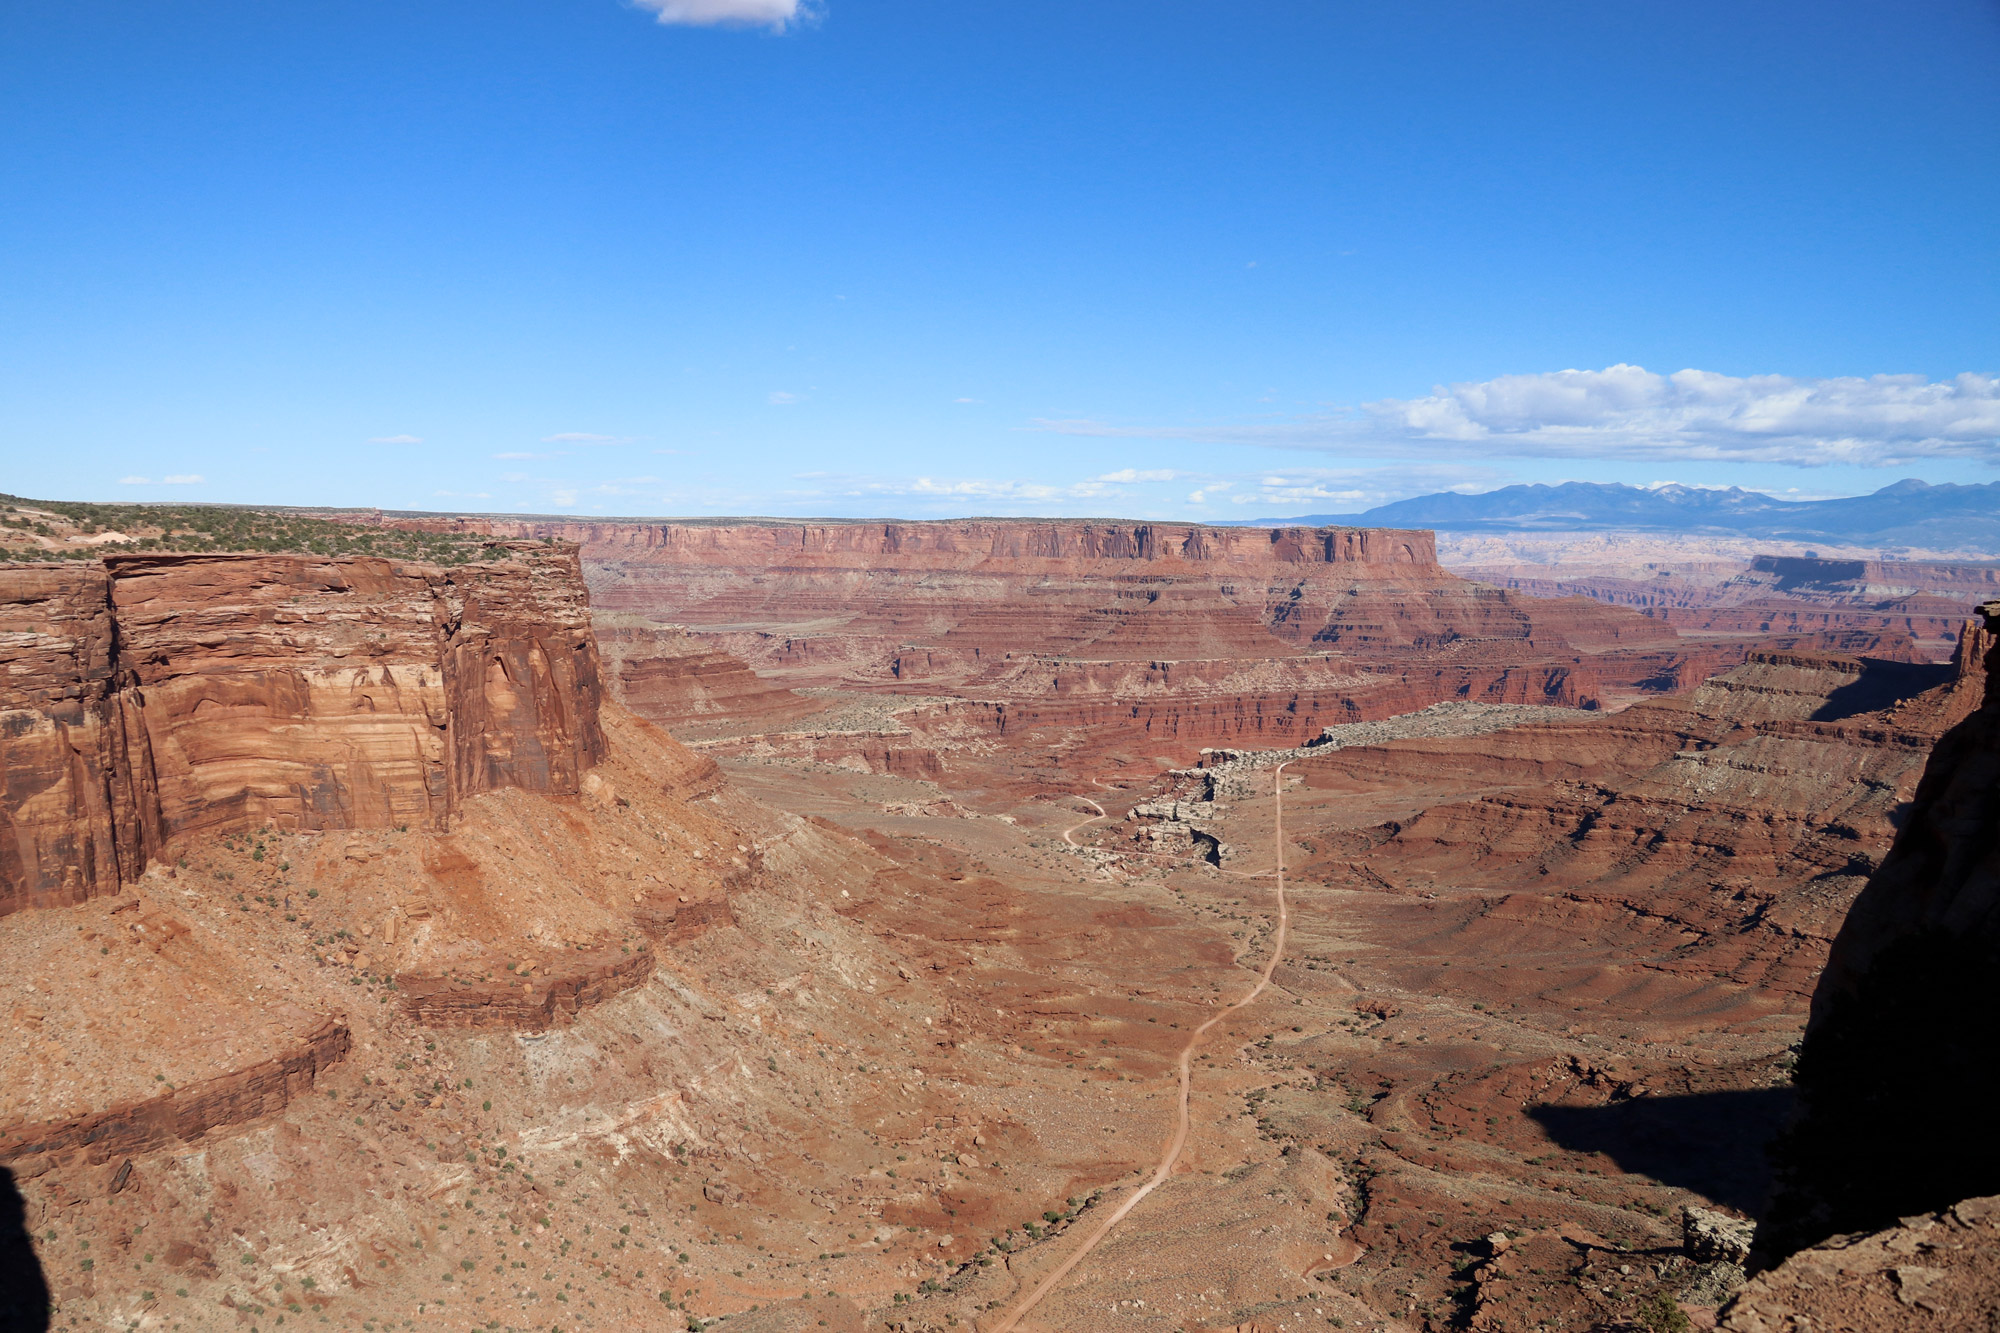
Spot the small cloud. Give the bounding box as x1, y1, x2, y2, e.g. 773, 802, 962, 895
1036, 366, 2000, 468
768, 391, 802, 406
369, 434, 423, 445
632, 0, 811, 30
550, 489, 578, 508
541, 432, 630, 445
162, 474, 204, 485
1095, 468, 1182, 484
117, 476, 151, 486
953, 397, 982, 405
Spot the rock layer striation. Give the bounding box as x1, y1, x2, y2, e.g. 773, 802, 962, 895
0, 544, 604, 915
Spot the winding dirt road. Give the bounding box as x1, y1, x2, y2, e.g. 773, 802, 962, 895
990, 762, 1295, 1332
1060, 798, 1107, 847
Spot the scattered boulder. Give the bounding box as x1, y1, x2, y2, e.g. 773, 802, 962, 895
1684, 1206, 1754, 1265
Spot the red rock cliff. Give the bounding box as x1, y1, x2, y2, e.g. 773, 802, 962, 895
0, 544, 604, 916
365, 516, 1441, 571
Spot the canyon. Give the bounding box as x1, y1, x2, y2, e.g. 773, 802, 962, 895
362, 517, 1752, 778
2, 502, 1996, 1333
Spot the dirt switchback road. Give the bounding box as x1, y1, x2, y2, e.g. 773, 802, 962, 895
1060, 798, 1107, 847
989, 762, 1296, 1332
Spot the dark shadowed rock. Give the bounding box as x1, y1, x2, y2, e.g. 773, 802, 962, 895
1761, 601, 2000, 1258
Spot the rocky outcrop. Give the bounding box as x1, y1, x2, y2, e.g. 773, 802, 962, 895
0, 1017, 350, 1169
0, 545, 605, 916
1760, 601, 2000, 1257
396, 944, 653, 1029
1722, 1195, 2000, 1332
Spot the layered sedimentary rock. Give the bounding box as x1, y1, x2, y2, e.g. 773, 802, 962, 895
396, 942, 654, 1028
0, 565, 134, 914
1256, 643, 1973, 1002
374, 516, 1675, 665
593, 614, 816, 733
0, 544, 604, 916
365, 517, 1730, 775
1451, 538, 2000, 663
0, 1017, 350, 1167
1760, 600, 2000, 1257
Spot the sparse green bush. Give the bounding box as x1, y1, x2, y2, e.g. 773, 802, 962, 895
1637, 1292, 1692, 1333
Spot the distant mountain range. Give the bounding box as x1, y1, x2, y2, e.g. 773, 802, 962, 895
1237, 479, 2000, 553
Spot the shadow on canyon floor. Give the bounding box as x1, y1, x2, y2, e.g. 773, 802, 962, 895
1530, 1087, 1793, 1217
0, 1166, 50, 1333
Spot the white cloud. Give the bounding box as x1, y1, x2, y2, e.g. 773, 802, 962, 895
953, 397, 982, 405
1038, 367, 2000, 467
369, 434, 423, 445
117, 476, 151, 485
904, 478, 1072, 501
162, 475, 204, 485
767, 391, 802, 405
1095, 468, 1182, 484
541, 433, 629, 445
632, 0, 811, 29
1232, 464, 1502, 512
767, 462, 1498, 516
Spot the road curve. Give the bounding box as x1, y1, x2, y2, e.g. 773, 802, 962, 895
988, 761, 1295, 1332
1060, 798, 1107, 847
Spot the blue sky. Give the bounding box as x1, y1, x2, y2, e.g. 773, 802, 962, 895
2, 0, 1997, 519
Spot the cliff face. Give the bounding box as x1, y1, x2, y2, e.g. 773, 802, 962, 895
375, 516, 1441, 571
1761, 600, 2000, 1256
0, 566, 136, 916
0, 545, 604, 916
564, 520, 1650, 664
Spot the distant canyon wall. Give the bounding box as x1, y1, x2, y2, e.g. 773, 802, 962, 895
0, 545, 604, 916
359, 515, 1442, 573
328, 515, 1720, 771
357, 515, 1677, 668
